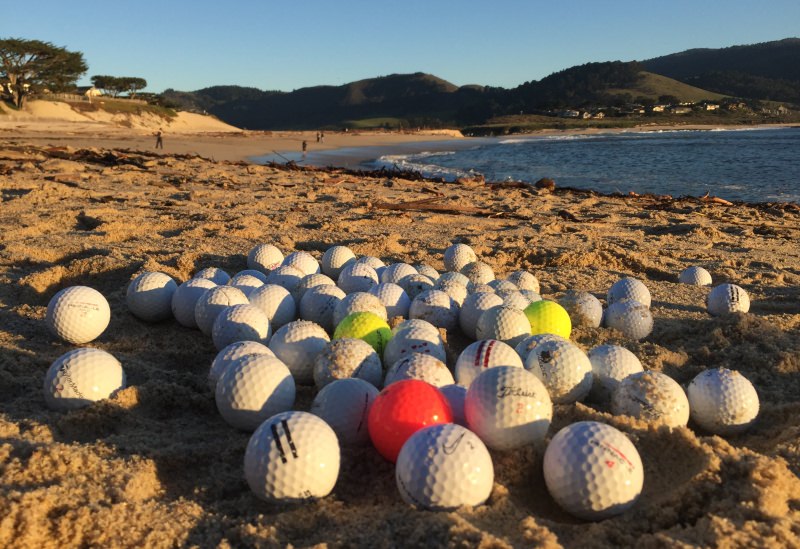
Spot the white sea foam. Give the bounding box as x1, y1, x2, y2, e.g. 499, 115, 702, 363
368, 152, 477, 181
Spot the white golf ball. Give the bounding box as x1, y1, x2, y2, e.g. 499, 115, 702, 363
459, 292, 504, 340
438, 271, 470, 288
409, 289, 459, 331
514, 333, 569, 363
434, 279, 468, 306
265, 265, 305, 299
498, 290, 531, 311
687, 367, 759, 435
294, 273, 335, 301
337, 262, 379, 294
269, 320, 330, 384
461, 261, 495, 286
354, 255, 385, 272
381, 263, 418, 285
194, 285, 249, 336
464, 366, 552, 450
415, 264, 440, 281
333, 292, 387, 328
247, 243, 284, 273
172, 278, 217, 328
384, 353, 454, 387
707, 283, 750, 316
369, 282, 411, 320
321, 245, 356, 280
392, 318, 440, 337
604, 300, 653, 340
455, 339, 523, 387
229, 274, 264, 297
506, 270, 540, 293
488, 279, 519, 293
679, 266, 712, 286
211, 304, 272, 351
608, 277, 651, 308
215, 354, 295, 431
126, 271, 177, 322
475, 305, 531, 346
244, 411, 340, 502
397, 274, 435, 300
310, 378, 378, 446
543, 421, 644, 520
46, 286, 111, 344
282, 251, 320, 276
313, 338, 383, 389
232, 269, 269, 283
249, 284, 297, 330
383, 324, 447, 369
193, 267, 230, 285
396, 423, 494, 510
208, 340, 275, 391
611, 371, 690, 428
524, 339, 593, 404
587, 345, 644, 404
299, 284, 346, 333
43, 348, 126, 411
439, 384, 468, 426
559, 290, 603, 328
443, 243, 477, 273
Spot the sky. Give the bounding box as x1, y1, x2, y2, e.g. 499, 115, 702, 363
3, 0, 799, 93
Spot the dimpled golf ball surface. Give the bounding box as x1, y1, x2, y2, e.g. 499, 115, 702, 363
439, 384, 468, 426
313, 338, 383, 389
337, 262, 379, 294
299, 285, 346, 333
381, 263, 418, 284
211, 304, 272, 350
333, 312, 392, 358
455, 339, 523, 387
679, 266, 712, 286
385, 353, 454, 387
208, 340, 275, 390
461, 261, 495, 286
282, 251, 320, 276
269, 320, 330, 384
46, 286, 111, 344
249, 284, 297, 330
383, 324, 447, 367
247, 244, 284, 273
215, 354, 295, 431
321, 245, 356, 279
611, 371, 690, 428
464, 366, 552, 450
396, 424, 494, 510
460, 292, 504, 339
607, 277, 651, 308
707, 283, 750, 316
126, 271, 177, 322
409, 289, 459, 331
44, 348, 126, 411
476, 306, 531, 347
524, 339, 593, 404
245, 411, 340, 502
587, 345, 644, 404
311, 378, 378, 446
333, 292, 388, 328
368, 379, 453, 462
194, 267, 230, 285
506, 270, 540, 293
172, 278, 217, 328
543, 421, 644, 521
443, 243, 477, 273
195, 285, 249, 336
559, 290, 603, 328
604, 300, 653, 340
369, 283, 411, 320
524, 300, 572, 339
687, 367, 759, 435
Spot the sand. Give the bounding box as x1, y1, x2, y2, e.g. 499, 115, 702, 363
1, 109, 800, 548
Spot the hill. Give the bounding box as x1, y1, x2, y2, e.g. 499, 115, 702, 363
642, 38, 800, 103
606, 71, 726, 102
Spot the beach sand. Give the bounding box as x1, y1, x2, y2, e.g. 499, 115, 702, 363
1, 110, 800, 547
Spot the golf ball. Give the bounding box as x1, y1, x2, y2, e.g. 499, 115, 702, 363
171, 278, 217, 328
269, 320, 330, 385
299, 284, 346, 333
524, 339, 593, 404
313, 338, 383, 389
194, 267, 230, 285
397, 274, 435, 300
295, 273, 336, 302
321, 245, 356, 280
311, 378, 378, 446
559, 290, 603, 328
443, 243, 477, 273
333, 292, 388, 328
439, 384, 468, 426
383, 323, 447, 368
384, 353, 454, 387
604, 300, 653, 340
244, 411, 340, 502
461, 261, 495, 286
211, 303, 272, 351
46, 286, 111, 344
381, 263, 419, 285
455, 339, 523, 387
282, 250, 320, 276
608, 277, 651, 308
707, 283, 750, 316
679, 266, 712, 286
459, 292, 504, 339
409, 289, 460, 331
369, 282, 412, 320
208, 340, 275, 391
43, 348, 126, 411
248, 284, 297, 330
543, 421, 644, 521
611, 371, 690, 428
126, 271, 177, 322
247, 243, 284, 273
337, 262, 380, 294
687, 367, 759, 435
475, 305, 531, 347
587, 345, 644, 404
506, 270, 540, 293
395, 423, 494, 510
524, 300, 572, 339
194, 285, 249, 336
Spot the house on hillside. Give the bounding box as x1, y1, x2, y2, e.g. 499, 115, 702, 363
701, 103, 719, 111
777, 105, 790, 115
558, 110, 581, 118
651, 105, 667, 113
669, 106, 692, 115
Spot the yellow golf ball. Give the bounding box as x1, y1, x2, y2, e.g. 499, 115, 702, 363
333, 312, 393, 358
524, 300, 572, 339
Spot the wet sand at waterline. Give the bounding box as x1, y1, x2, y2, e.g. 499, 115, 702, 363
1, 136, 800, 547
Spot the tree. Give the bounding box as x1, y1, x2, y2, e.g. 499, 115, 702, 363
91, 75, 148, 98
118, 77, 147, 98
0, 38, 87, 107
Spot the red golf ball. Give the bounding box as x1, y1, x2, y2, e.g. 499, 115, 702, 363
368, 379, 453, 462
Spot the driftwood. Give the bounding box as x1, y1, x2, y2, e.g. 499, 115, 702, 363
700, 192, 734, 206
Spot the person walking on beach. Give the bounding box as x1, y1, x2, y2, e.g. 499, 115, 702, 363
302, 140, 308, 157
155, 129, 163, 149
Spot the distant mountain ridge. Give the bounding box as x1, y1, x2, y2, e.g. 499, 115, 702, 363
641, 38, 800, 102
160, 38, 798, 130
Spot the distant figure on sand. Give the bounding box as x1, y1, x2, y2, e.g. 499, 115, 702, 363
155, 129, 163, 149
302, 140, 307, 157
320, 131, 325, 143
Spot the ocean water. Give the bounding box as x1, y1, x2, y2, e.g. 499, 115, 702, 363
367, 128, 800, 203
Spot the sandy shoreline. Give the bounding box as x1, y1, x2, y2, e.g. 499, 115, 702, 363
1, 133, 799, 547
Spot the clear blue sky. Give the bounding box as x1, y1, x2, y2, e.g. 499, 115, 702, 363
4, 0, 798, 93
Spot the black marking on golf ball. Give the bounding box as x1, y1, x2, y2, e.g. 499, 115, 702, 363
58, 364, 84, 399
540, 350, 554, 364
497, 385, 538, 399
271, 422, 288, 463
442, 431, 465, 455
356, 392, 369, 434
282, 419, 299, 459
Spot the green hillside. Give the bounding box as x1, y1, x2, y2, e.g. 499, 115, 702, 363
606, 71, 726, 102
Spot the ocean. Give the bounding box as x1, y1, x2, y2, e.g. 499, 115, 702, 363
365, 127, 800, 203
